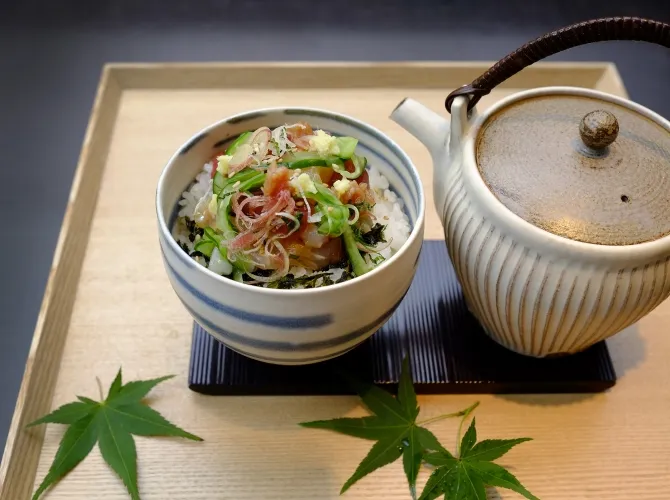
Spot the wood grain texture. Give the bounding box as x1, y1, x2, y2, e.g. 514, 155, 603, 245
3, 62, 669, 500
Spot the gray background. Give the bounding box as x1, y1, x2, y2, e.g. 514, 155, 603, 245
1, 0, 669, 456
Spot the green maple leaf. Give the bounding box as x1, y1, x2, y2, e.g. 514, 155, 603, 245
299, 357, 473, 499
27, 369, 203, 500
419, 417, 538, 500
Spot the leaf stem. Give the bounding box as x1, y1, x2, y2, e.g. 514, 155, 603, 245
455, 401, 480, 457
416, 402, 479, 427
96, 377, 104, 401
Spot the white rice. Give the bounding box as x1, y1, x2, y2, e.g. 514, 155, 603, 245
172, 161, 411, 285
172, 162, 214, 267
366, 166, 412, 261
177, 161, 214, 220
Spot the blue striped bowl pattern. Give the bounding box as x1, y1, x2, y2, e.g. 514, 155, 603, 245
156, 108, 425, 364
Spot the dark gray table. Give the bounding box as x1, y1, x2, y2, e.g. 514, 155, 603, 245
1, 0, 669, 456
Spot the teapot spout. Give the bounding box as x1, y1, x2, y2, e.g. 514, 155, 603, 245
390, 98, 450, 157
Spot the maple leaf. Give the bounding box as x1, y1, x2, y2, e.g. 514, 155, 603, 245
27, 369, 203, 500
300, 357, 472, 499
419, 417, 538, 500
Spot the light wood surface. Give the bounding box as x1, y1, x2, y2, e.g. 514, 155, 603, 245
2, 62, 668, 500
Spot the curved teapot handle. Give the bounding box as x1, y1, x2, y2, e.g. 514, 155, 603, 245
445, 17, 670, 113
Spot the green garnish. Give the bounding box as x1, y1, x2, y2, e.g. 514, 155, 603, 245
213, 168, 264, 197
211, 131, 255, 194
226, 131, 252, 155
333, 153, 367, 180
303, 179, 350, 238
295, 176, 372, 277
212, 171, 225, 196
192, 239, 214, 256
299, 356, 537, 500
216, 195, 236, 240
279, 151, 344, 170
342, 225, 371, 277
193, 227, 224, 258
370, 254, 385, 266
27, 369, 202, 500
215, 194, 255, 273
279, 149, 366, 180
188, 126, 380, 285
335, 136, 358, 159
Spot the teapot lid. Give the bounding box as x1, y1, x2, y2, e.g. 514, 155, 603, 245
475, 91, 670, 246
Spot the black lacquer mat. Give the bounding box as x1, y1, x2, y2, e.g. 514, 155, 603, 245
188, 241, 617, 395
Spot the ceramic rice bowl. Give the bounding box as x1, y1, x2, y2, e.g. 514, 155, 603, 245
156, 107, 425, 365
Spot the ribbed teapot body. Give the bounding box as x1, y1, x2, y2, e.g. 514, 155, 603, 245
440, 88, 670, 356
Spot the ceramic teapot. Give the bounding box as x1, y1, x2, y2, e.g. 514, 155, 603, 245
390, 17, 670, 357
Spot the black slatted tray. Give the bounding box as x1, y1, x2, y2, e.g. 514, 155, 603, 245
188, 240, 616, 395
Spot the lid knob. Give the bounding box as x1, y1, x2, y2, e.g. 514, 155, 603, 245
579, 110, 619, 150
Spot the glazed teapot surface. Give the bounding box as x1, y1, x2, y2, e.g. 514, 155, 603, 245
390, 17, 670, 357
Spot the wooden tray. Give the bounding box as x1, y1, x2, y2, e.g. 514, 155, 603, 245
3, 62, 668, 500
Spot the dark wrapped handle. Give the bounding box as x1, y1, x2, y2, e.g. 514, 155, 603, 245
445, 17, 670, 113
